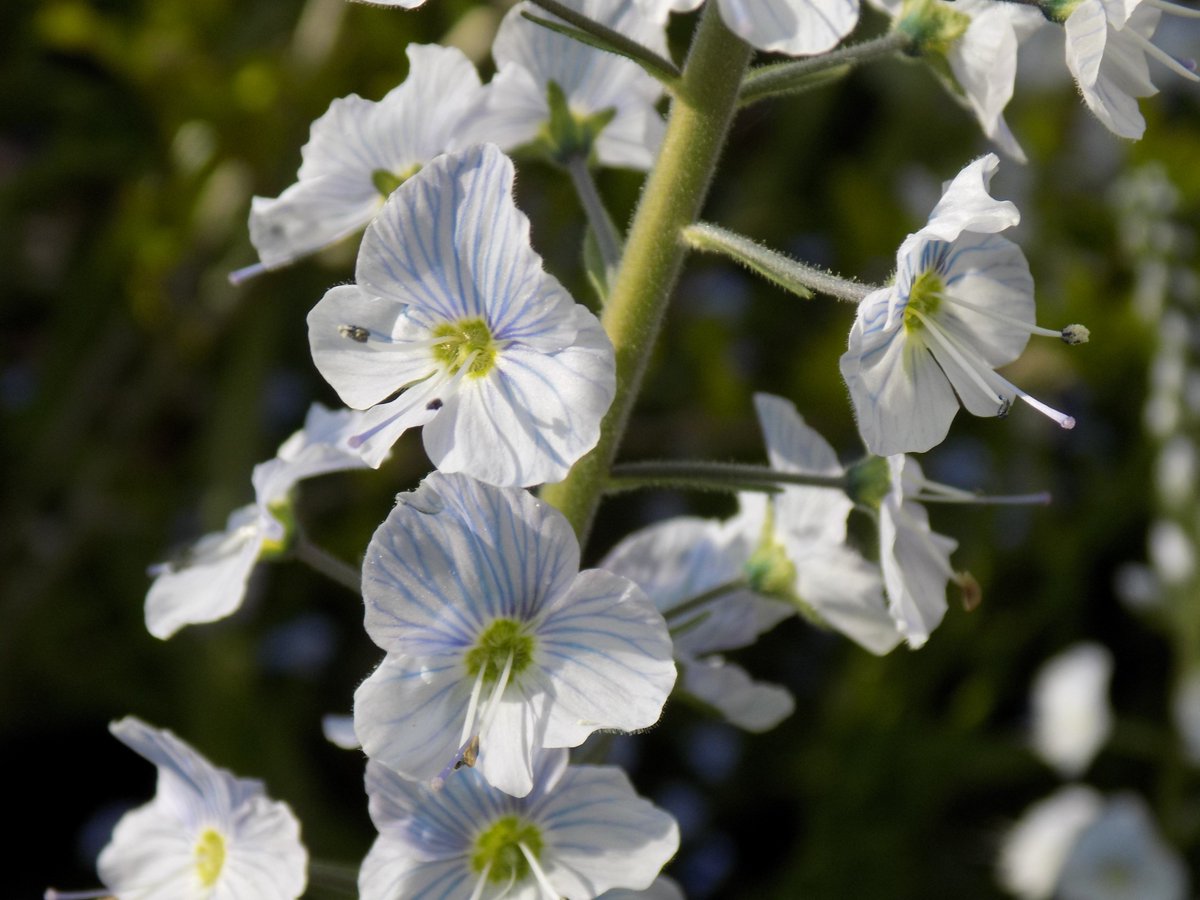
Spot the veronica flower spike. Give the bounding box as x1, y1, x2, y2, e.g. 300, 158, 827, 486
360, 750, 680, 899
232, 44, 483, 282
352, 472, 676, 798
308, 143, 616, 486
144, 403, 373, 638
1050, 0, 1200, 140
45, 716, 307, 900
840, 153, 1088, 456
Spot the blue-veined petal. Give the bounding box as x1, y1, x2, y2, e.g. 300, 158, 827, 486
680, 658, 795, 732
531, 569, 676, 748
533, 765, 680, 897
718, 0, 859, 56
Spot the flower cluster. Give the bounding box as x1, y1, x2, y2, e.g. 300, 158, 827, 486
54, 0, 1199, 896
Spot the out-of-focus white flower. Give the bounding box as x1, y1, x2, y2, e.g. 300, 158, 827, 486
635, 0, 859, 55
1148, 518, 1196, 585
840, 153, 1082, 455
600, 516, 795, 732
308, 144, 615, 485
1030, 642, 1114, 777
871, 0, 1045, 161
353, 472, 675, 798
465, 0, 668, 170
145, 404, 371, 639
997, 785, 1104, 899
877, 454, 961, 648
360, 750, 679, 899
97, 717, 308, 900
1171, 667, 1200, 764
735, 393, 904, 655
236, 44, 483, 280
1053, 0, 1200, 140
1057, 794, 1189, 900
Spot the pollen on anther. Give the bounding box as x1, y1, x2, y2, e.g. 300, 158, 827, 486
1061, 323, 1090, 345
338, 324, 370, 343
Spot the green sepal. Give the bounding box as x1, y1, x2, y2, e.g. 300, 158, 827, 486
895, 0, 971, 58
846, 455, 891, 511
532, 80, 617, 167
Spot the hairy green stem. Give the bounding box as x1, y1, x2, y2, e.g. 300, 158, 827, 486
684, 221, 872, 302
608, 460, 850, 495
539, 6, 754, 543
739, 31, 913, 107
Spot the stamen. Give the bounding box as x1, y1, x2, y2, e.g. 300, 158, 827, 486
518, 843, 560, 900
913, 308, 1075, 429
44, 890, 114, 900
228, 261, 267, 286
460, 664, 489, 747
347, 369, 452, 448
914, 489, 1053, 506
936, 291, 1064, 339
1147, 0, 1200, 17
476, 650, 516, 741
908, 308, 1010, 414
467, 862, 493, 900
1061, 324, 1089, 345
1126, 28, 1200, 81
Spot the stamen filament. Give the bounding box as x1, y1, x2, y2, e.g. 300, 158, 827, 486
909, 308, 1009, 412
936, 291, 1065, 339
467, 862, 493, 900
476, 650, 517, 742
1127, 28, 1200, 80
44, 891, 114, 900
228, 261, 267, 285
460, 664, 489, 748
519, 843, 560, 900
1147, 0, 1200, 18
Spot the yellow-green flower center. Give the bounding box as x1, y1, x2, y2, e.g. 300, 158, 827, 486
903, 269, 944, 332
471, 815, 544, 883
371, 162, 423, 198
466, 618, 535, 683
432, 318, 498, 378
194, 828, 226, 887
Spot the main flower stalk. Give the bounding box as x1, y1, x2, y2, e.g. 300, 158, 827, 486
539, 5, 754, 541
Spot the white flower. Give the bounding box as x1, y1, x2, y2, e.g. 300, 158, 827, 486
872, 0, 1044, 161
839, 153, 1082, 456
1171, 666, 1200, 764
145, 404, 371, 638
95, 716, 307, 900
997, 785, 1104, 900
877, 454, 961, 648
600, 516, 795, 732
352, 472, 676, 798
466, 0, 668, 170
308, 143, 616, 485
1030, 642, 1114, 777
1059, 0, 1200, 140
235, 44, 483, 281
735, 393, 904, 655
635, 0, 859, 55
1057, 794, 1189, 900
360, 750, 679, 899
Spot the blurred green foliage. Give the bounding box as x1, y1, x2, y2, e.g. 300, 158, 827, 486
3, 0, 1200, 897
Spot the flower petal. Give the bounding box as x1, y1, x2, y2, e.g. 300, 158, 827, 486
681, 658, 795, 732
532, 569, 676, 748
718, 0, 859, 56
